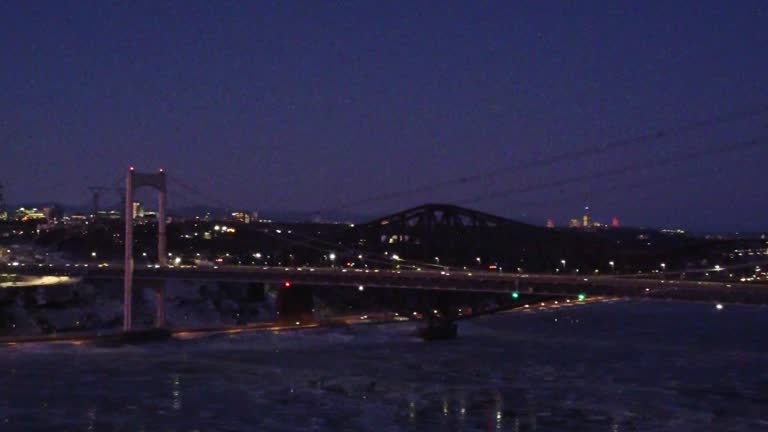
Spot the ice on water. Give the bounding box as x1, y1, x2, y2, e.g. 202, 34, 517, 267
1, 300, 767, 431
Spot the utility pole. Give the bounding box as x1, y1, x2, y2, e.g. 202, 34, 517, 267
0, 182, 5, 219
88, 186, 125, 219
89, 187, 103, 217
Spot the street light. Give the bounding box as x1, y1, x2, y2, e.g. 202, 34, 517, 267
609, 261, 615, 273
560, 259, 566, 268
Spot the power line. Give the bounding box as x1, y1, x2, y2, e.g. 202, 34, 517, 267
166, 135, 764, 273
454, 136, 765, 206
316, 104, 768, 212
169, 176, 446, 271
486, 164, 733, 212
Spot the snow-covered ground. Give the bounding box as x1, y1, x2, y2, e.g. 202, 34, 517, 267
0, 279, 277, 336
0, 300, 766, 431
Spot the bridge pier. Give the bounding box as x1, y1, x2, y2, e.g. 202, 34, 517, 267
417, 295, 459, 340
275, 283, 315, 325
419, 313, 458, 340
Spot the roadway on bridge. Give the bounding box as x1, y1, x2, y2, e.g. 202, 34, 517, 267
3, 262, 768, 304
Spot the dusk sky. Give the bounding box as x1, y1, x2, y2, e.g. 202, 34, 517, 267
1, 1, 766, 231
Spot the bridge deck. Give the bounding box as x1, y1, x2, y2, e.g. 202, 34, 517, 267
4, 264, 767, 303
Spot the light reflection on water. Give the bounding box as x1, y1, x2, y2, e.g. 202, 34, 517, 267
86, 407, 95, 432
172, 374, 182, 411
0, 300, 767, 431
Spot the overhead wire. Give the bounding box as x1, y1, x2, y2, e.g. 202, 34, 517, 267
168, 176, 442, 270
315, 104, 768, 212
161, 105, 767, 274
455, 137, 765, 205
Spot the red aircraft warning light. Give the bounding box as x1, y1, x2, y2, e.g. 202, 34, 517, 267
284, 281, 292, 288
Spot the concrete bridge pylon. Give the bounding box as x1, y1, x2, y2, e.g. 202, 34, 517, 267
124, 167, 167, 331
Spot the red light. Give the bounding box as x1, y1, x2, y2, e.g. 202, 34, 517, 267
129, 166, 135, 171
159, 168, 164, 173
284, 281, 291, 288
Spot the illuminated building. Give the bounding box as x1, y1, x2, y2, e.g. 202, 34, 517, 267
132, 201, 144, 219
546, 218, 554, 228
70, 214, 87, 221
14, 207, 46, 221
231, 210, 257, 224
96, 210, 121, 220
564, 208, 615, 230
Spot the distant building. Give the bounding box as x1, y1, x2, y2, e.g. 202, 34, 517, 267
546, 218, 554, 228
132, 201, 144, 219
231, 210, 257, 224
69, 214, 88, 223
96, 210, 121, 220
43, 206, 63, 221
563, 206, 619, 230
14, 207, 46, 221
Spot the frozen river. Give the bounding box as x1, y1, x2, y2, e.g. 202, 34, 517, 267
1, 300, 767, 431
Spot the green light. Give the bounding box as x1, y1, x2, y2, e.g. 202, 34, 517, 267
577, 293, 586, 301
511, 291, 519, 299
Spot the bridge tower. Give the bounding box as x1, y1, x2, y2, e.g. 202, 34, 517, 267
123, 167, 168, 331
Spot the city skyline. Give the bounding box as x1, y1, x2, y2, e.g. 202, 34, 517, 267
0, 195, 748, 235
0, 4, 767, 429
1, 1, 766, 231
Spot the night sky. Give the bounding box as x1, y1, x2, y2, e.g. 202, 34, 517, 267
1, 1, 766, 231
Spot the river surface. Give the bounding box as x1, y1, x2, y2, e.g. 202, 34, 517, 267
1, 300, 767, 431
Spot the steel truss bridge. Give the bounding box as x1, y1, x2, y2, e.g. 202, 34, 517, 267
6, 168, 765, 335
